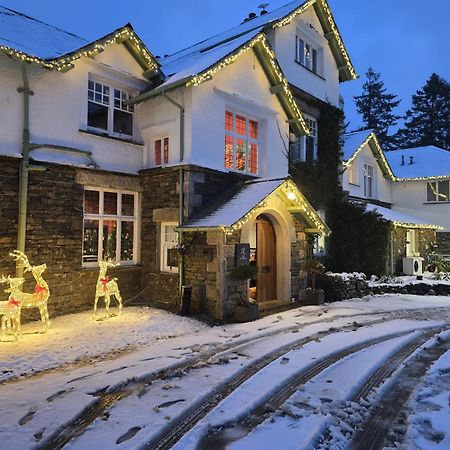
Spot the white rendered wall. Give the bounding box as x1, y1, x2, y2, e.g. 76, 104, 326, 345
392, 180, 450, 232
342, 143, 392, 204
0, 44, 149, 174
268, 6, 341, 107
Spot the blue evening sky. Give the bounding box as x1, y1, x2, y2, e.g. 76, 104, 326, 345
2, 0, 449, 131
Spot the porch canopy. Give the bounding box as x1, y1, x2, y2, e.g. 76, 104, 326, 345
178, 177, 330, 235
366, 204, 442, 229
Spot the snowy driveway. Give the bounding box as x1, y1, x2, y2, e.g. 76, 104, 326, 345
0, 294, 449, 450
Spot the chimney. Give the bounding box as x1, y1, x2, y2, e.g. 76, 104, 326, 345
401, 155, 405, 166
409, 156, 414, 165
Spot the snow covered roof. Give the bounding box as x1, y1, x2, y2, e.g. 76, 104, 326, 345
342, 130, 395, 180
0, 7, 158, 72
179, 177, 330, 235
160, 0, 356, 82
366, 204, 441, 229
385, 146, 450, 181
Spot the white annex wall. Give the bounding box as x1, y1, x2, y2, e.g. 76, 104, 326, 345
392, 180, 450, 232
342, 143, 392, 204
189, 49, 291, 178
268, 5, 341, 107
0, 44, 149, 174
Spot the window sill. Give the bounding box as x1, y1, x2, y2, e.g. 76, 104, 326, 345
79, 128, 144, 146
79, 264, 142, 271
424, 201, 450, 205
348, 182, 360, 187
294, 61, 326, 81
160, 270, 179, 275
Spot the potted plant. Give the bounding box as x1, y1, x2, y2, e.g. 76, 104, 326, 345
299, 259, 325, 306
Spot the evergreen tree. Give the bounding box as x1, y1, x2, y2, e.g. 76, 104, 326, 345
354, 67, 401, 149
395, 73, 450, 150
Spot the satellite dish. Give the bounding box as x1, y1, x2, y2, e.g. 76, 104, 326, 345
258, 3, 269, 14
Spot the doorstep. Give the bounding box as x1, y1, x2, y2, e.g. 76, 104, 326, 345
258, 299, 293, 313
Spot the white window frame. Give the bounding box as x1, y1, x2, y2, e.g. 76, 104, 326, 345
295, 35, 318, 74
224, 110, 260, 175
405, 229, 417, 257
87, 78, 136, 138
426, 180, 450, 203
290, 115, 318, 163
82, 187, 139, 268
160, 222, 179, 273
364, 164, 375, 198
348, 162, 359, 185
154, 136, 170, 167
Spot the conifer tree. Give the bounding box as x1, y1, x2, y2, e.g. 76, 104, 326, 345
395, 73, 450, 150
354, 67, 401, 149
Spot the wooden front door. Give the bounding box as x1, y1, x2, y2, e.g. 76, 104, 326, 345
256, 215, 277, 302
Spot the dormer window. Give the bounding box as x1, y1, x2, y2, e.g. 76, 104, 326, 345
296, 37, 317, 74
87, 79, 134, 137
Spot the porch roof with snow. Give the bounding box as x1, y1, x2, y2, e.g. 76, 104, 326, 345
366, 204, 441, 229
0, 7, 159, 74
342, 130, 395, 180
385, 146, 450, 181
178, 177, 330, 235
159, 0, 356, 82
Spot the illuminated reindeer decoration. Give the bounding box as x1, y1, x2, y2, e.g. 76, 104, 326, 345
0, 275, 24, 340
94, 259, 123, 316
10, 251, 50, 331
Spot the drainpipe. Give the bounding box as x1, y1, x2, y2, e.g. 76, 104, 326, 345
389, 228, 395, 274
16, 61, 33, 278
161, 92, 185, 290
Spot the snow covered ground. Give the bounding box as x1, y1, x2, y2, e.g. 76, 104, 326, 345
0, 294, 449, 450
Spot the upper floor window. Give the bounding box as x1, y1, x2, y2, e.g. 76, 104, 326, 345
83, 188, 138, 266
160, 222, 178, 272
348, 163, 359, 185
154, 137, 169, 166
224, 111, 258, 175
87, 80, 134, 137
364, 164, 375, 198
290, 116, 318, 164
427, 180, 449, 202
296, 36, 318, 74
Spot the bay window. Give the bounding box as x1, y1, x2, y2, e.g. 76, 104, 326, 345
427, 180, 449, 202
87, 79, 134, 137
224, 111, 259, 175
83, 188, 138, 266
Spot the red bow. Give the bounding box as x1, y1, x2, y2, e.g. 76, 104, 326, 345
100, 276, 110, 291
35, 284, 48, 301
8, 297, 20, 307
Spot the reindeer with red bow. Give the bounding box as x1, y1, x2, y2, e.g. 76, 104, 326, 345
0, 275, 24, 341
94, 259, 123, 317
10, 251, 50, 332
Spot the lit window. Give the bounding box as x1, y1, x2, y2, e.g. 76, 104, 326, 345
160, 222, 178, 273
290, 116, 318, 163
87, 80, 134, 137
295, 36, 318, 74
364, 164, 375, 198
427, 180, 449, 202
348, 163, 359, 185
154, 137, 169, 166
83, 189, 138, 266
224, 111, 259, 175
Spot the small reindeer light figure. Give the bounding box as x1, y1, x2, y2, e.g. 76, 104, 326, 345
94, 259, 123, 317
0, 275, 25, 341
10, 251, 50, 332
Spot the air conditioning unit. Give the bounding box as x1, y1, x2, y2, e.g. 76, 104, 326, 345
403, 257, 424, 275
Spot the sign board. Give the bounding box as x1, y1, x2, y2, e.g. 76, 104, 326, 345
235, 243, 250, 266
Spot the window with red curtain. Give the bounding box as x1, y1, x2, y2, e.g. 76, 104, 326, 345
224, 111, 259, 175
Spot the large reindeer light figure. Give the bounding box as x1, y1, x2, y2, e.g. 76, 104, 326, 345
94, 259, 123, 317
11, 251, 50, 332
0, 275, 24, 341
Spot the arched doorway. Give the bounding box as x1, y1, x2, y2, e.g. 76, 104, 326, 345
255, 214, 277, 302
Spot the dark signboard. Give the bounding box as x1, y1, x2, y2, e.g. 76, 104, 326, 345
235, 243, 250, 266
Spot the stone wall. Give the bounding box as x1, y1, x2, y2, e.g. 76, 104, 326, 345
437, 232, 450, 254
291, 218, 308, 300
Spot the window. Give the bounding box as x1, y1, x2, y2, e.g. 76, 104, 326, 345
83, 188, 138, 266
295, 36, 318, 74
364, 164, 375, 198
313, 210, 326, 256
88, 80, 134, 137
348, 163, 359, 185
160, 222, 178, 272
154, 137, 169, 166
405, 229, 417, 257
290, 116, 318, 163
427, 180, 449, 202
224, 111, 259, 174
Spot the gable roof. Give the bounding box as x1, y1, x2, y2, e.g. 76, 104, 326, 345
178, 177, 330, 235
385, 146, 450, 181
342, 130, 395, 180
0, 7, 159, 74
161, 0, 356, 82
129, 32, 309, 136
